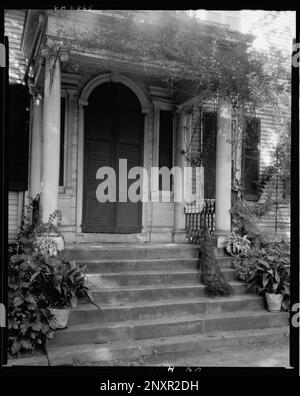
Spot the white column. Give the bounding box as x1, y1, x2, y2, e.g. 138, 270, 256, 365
76, 99, 87, 232
173, 110, 187, 242
40, 55, 61, 223
29, 95, 43, 198
215, 98, 232, 235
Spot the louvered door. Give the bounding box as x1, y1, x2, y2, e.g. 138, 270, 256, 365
82, 82, 143, 233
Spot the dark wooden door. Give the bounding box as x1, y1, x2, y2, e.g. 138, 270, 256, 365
82, 82, 143, 233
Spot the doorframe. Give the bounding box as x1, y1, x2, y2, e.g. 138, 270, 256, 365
76, 72, 152, 233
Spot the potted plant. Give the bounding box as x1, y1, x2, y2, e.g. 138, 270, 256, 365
46, 255, 76, 328
39, 251, 101, 329
247, 258, 290, 312
9, 206, 102, 357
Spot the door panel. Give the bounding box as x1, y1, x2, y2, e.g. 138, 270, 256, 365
83, 139, 114, 233
82, 82, 143, 233
116, 141, 142, 232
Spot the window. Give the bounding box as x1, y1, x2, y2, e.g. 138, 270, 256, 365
59, 97, 66, 187
158, 110, 174, 190
242, 117, 260, 201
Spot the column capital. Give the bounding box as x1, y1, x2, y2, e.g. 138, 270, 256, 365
40, 45, 69, 64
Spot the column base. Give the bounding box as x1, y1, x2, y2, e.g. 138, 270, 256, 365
137, 231, 150, 243
150, 227, 173, 243
212, 230, 230, 248
173, 230, 188, 243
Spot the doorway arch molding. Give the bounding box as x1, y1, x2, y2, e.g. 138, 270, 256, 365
79, 72, 152, 113
76, 72, 152, 233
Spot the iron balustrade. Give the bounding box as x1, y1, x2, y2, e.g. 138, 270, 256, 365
185, 199, 215, 244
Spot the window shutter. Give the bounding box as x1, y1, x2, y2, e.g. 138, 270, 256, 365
242, 117, 260, 201
202, 112, 217, 199
159, 110, 173, 191
59, 97, 66, 187
8, 84, 30, 191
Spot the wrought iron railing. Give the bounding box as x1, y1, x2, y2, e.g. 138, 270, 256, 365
185, 199, 215, 244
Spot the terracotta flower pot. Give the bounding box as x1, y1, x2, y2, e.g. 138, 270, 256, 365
265, 293, 283, 312
50, 308, 70, 329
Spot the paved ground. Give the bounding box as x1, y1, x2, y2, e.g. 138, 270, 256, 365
7, 338, 293, 368
156, 342, 291, 367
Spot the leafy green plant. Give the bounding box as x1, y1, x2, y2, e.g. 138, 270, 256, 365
8, 252, 57, 356
225, 232, 251, 256
26, 250, 102, 313
35, 209, 63, 235
19, 202, 59, 256
17, 195, 40, 250
231, 240, 290, 308
33, 235, 58, 257
232, 257, 257, 282
248, 259, 289, 294
8, 247, 103, 357
39, 253, 94, 310
18, 197, 63, 253
247, 254, 290, 311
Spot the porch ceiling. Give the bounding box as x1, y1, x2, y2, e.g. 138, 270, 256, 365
35, 49, 195, 104
26, 9, 254, 106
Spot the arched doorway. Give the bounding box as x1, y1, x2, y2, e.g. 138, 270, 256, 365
82, 82, 144, 233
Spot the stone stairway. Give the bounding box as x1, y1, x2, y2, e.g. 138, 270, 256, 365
43, 244, 289, 365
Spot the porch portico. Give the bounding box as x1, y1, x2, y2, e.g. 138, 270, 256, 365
25, 10, 232, 245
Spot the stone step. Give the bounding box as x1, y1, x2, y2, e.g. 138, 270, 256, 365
49, 310, 289, 348
7, 327, 289, 366
77, 258, 201, 273
48, 326, 289, 366
65, 244, 200, 260
85, 268, 235, 288
77, 256, 233, 273
69, 295, 265, 325
89, 280, 247, 303
216, 256, 233, 267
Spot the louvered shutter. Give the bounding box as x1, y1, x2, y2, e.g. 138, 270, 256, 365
202, 112, 217, 199
115, 110, 143, 233
242, 118, 260, 201
82, 82, 143, 233
8, 84, 30, 191
82, 108, 114, 233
